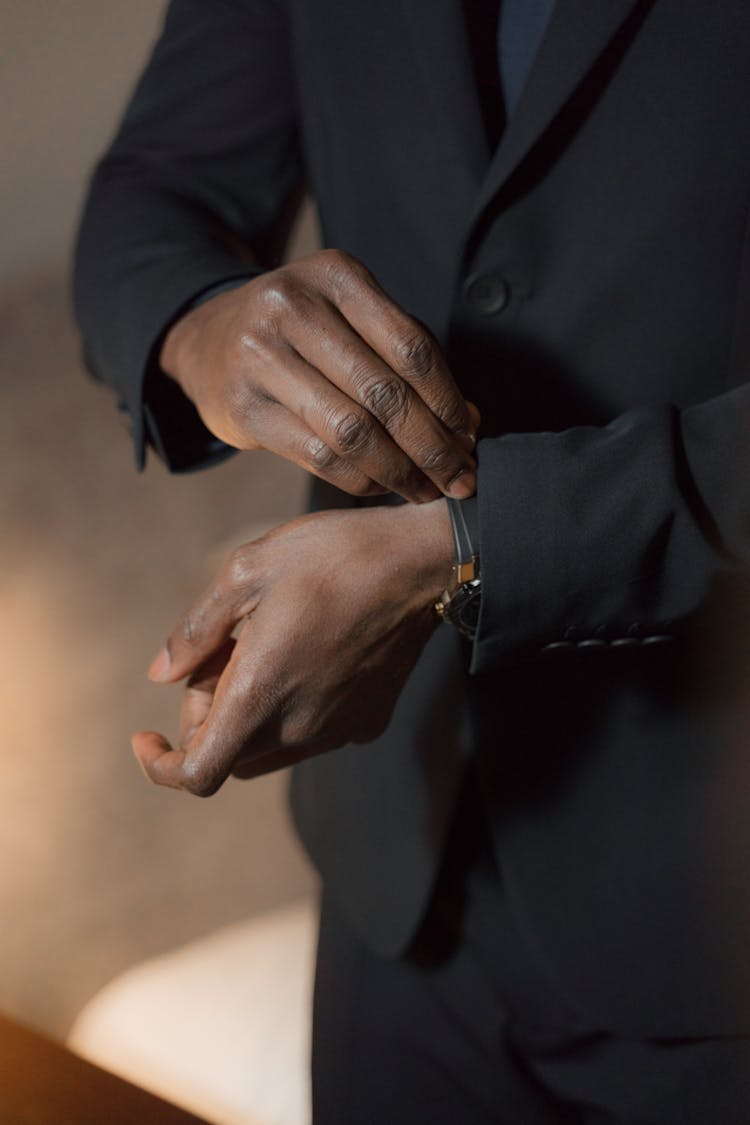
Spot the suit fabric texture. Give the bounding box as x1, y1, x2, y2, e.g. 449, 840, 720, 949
75, 0, 750, 1039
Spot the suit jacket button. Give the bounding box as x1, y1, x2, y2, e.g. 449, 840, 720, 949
577, 639, 607, 651
463, 272, 510, 315
541, 641, 575, 654
610, 637, 639, 648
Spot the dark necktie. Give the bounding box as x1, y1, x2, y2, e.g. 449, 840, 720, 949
498, 0, 556, 116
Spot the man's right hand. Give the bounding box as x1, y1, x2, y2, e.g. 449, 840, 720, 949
160, 249, 479, 502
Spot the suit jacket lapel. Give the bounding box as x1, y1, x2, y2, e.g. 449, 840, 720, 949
471, 0, 650, 221
400, 0, 653, 245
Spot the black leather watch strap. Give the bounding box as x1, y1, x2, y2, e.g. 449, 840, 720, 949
435, 497, 482, 640
447, 496, 479, 565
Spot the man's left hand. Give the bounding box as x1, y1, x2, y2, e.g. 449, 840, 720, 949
132, 501, 455, 795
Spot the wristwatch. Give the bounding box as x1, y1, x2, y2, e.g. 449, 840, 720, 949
434, 497, 481, 640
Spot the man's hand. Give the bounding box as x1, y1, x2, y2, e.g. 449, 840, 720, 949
160, 249, 479, 503
132, 501, 456, 795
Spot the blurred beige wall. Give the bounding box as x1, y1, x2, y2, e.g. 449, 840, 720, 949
1, 1, 165, 285
1, 1, 320, 1041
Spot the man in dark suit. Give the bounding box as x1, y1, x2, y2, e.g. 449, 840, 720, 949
75, 0, 750, 1119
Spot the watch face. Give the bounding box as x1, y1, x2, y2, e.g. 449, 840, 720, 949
457, 590, 481, 633
447, 582, 481, 639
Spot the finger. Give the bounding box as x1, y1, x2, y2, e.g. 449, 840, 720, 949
253, 340, 442, 502
289, 309, 477, 498
132, 725, 238, 797
148, 547, 264, 685
228, 303, 431, 498
225, 258, 475, 497
466, 400, 482, 435
137, 635, 256, 795
133, 723, 301, 792
237, 393, 390, 498
138, 625, 326, 793
285, 300, 476, 499
179, 639, 236, 745
131, 731, 188, 791
318, 251, 474, 437
140, 600, 287, 794
170, 634, 280, 796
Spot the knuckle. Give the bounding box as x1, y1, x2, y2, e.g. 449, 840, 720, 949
283, 708, 320, 746
360, 376, 408, 425
261, 273, 296, 310
235, 323, 278, 369
392, 333, 435, 381
259, 275, 313, 322
419, 443, 456, 475
318, 249, 375, 300
178, 611, 202, 650
349, 476, 381, 498
303, 435, 338, 473
319, 247, 357, 284
319, 247, 350, 271
225, 547, 253, 590
225, 376, 261, 425
439, 399, 467, 431
182, 765, 219, 799
363, 478, 387, 496
207, 582, 227, 610
329, 408, 370, 454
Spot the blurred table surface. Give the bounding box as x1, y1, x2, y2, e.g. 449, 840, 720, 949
0, 1011, 211, 1124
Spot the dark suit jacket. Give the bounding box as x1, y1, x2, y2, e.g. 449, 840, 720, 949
75, 0, 750, 1036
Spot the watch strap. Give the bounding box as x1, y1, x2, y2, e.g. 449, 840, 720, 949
446, 496, 480, 583
435, 496, 482, 638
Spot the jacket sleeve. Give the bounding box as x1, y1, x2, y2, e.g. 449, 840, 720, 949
471, 385, 750, 672
73, 0, 303, 471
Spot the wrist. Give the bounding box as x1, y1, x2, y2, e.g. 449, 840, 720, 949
159, 301, 207, 402
159, 283, 242, 400
379, 500, 455, 604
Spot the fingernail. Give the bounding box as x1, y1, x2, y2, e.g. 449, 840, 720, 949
447, 471, 476, 500
148, 647, 171, 682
